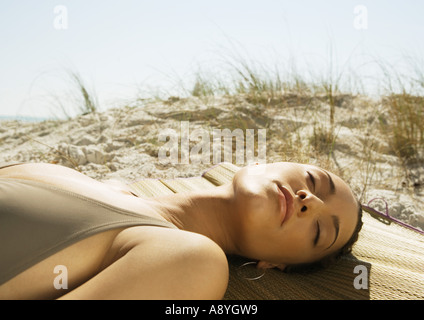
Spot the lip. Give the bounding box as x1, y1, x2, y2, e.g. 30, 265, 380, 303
276, 184, 294, 226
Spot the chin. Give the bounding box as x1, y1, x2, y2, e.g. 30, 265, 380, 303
233, 167, 273, 199
233, 169, 278, 222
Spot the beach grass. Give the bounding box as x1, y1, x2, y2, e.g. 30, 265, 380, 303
2, 51, 423, 225
45, 50, 424, 197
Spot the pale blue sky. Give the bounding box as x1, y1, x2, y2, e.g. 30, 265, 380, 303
1, 1, 423, 118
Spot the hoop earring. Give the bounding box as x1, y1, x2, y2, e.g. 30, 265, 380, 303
237, 261, 266, 281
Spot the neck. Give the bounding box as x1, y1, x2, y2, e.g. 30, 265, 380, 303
151, 183, 240, 255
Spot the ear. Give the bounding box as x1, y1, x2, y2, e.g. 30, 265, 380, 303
257, 261, 287, 271
276, 264, 287, 271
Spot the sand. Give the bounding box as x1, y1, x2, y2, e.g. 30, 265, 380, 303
1, 94, 423, 231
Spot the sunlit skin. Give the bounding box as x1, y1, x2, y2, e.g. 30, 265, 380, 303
230, 162, 359, 269
152, 162, 360, 270
0, 162, 359, 299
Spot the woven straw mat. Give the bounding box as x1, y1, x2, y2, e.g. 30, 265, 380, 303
129, 162, 424, 300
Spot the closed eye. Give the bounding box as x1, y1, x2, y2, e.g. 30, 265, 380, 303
307, 171, 316, 192
313, 221, 320, 247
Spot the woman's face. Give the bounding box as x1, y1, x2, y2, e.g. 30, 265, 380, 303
232, 162, 359, 268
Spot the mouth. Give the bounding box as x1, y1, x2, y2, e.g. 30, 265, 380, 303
276, 183, 294, 226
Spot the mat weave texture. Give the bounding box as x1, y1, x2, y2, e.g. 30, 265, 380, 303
129, 162, 424, 300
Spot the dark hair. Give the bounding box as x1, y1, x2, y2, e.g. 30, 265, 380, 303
283, 200, 364, 274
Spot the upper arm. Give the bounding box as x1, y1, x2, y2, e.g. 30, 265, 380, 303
59, 227, 229, 300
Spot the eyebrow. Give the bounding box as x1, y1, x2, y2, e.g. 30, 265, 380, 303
326, 215, 340, 250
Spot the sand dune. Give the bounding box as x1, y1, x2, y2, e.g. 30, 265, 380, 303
1, 93, 423, 230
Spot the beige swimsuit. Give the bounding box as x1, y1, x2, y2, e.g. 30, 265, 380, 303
0, 162, 176, 285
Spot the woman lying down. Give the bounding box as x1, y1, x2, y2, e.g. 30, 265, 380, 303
0, 162, 362, 299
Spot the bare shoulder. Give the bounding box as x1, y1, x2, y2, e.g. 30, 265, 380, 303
62, 226, 229, 299
116, 226, 230, 299
111, 226, 229, 277
1, 226, 229, 300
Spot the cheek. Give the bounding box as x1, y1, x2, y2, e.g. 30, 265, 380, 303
236, 194, 277, 238
234, 174, 276, 218
274, 228, 314, 264
234, 169, 268, 195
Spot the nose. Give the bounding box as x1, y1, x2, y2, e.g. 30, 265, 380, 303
295, 189, 323, 216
